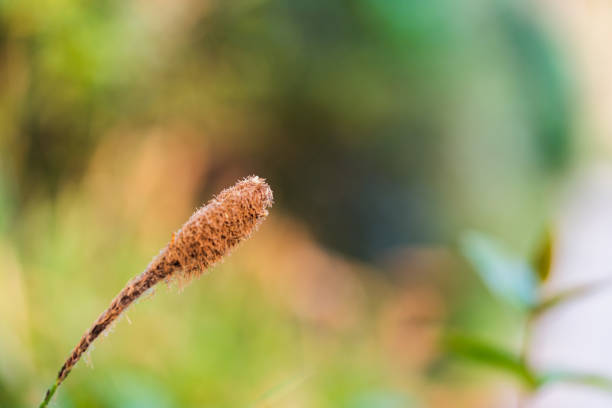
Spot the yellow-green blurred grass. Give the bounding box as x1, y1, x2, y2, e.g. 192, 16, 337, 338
0, 130, 502, 407
3, 199, 495, 406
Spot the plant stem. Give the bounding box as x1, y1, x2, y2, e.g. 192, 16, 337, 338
39, 383, 57, 408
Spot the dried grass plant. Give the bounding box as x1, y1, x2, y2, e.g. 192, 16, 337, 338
40, 176, 273, 407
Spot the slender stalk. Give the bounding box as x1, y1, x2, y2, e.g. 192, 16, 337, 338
39, 383, 57, 408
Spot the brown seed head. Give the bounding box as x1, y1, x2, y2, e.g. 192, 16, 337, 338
162, 175, 273, 282
49, 176, 273, 396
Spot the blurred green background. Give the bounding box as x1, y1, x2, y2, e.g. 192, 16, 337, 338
0, 0, 586, 406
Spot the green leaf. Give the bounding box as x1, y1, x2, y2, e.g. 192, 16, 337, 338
531, 229, 553, 282
538, 371, 612, 393
460, 231, 538, 309
444, 332, 537, 388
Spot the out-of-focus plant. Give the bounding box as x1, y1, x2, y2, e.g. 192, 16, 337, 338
448, 230, 612, 395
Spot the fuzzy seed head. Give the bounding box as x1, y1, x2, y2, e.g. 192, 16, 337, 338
163, 175, 273, 281
46, 176, 273, 405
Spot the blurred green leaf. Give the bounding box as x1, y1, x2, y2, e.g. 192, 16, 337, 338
531, 229, 553, 282
539, 371, 612, 393
498, 2, 572, 171
533, 281, 610, 317
444, 332, 537, 388
460, 231, 538, 309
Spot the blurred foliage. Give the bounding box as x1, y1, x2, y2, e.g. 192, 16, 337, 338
531, 228, 553, 283
444, 332, 537, 389
1, 0, 573, 259
460, 231, 538, 309
0, 0, 585, 406
455, 231, 612, 397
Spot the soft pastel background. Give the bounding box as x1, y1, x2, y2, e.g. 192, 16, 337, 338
2, 0, 612, 407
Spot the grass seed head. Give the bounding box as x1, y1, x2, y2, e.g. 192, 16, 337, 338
163, 175, 273, 282
43, 176, 273, 407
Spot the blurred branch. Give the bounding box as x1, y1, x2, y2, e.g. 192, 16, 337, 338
532, 280, 612, 317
